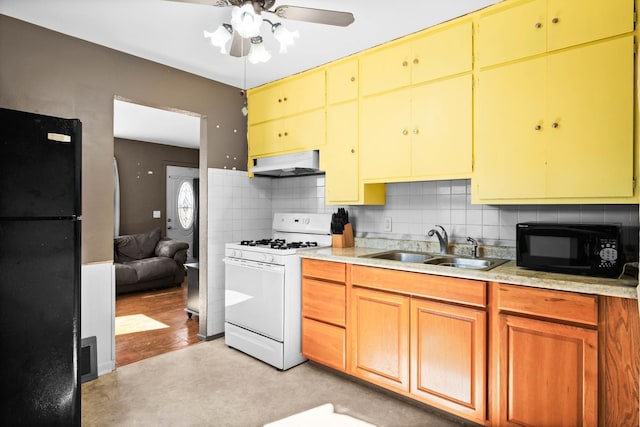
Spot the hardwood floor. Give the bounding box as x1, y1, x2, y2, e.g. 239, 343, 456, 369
115, 279, 200, 367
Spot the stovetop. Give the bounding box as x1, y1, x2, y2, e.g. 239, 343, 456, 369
239, 239, 320, 250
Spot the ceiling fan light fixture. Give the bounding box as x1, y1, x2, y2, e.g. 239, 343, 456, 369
231, 3, 263, 38
271, 23, 299, 53
247, 36, 271, 64
204, 23, 233, 54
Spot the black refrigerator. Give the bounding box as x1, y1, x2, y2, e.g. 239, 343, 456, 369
0, 107, 82, 425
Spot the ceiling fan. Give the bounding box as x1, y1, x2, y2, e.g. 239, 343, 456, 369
168, 0, 355, 60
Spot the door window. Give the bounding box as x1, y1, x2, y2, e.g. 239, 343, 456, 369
177, 181, 194, 230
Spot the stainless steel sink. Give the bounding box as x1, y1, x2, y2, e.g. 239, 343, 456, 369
423, 256, 508, 271
362, 250, 509, 271
362, 250, 432, 263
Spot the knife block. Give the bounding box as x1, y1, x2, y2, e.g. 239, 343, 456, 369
332, 223, 354, 248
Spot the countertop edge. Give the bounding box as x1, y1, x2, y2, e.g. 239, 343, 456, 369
299, 247, 639, 300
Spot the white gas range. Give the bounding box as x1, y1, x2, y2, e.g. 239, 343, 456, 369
223, 213, 332, 370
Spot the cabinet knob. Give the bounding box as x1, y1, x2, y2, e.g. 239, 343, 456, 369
283, 97, 288, 102
552, 17, 559, 24
413, 58, 419, 65
350, 148, 356, 154
278, 98, 282, 103
350, 76, 356, 82
402, 129, 409, 135
534, 125, 542, 131
413, 128, 419, 135
535, 22, 542, 29
402, 61, 408, 67
278, 133, 282, 137
552, 122, 559, 129
284, 132, 288, 136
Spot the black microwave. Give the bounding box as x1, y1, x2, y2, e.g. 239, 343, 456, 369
516, 223, 624, 278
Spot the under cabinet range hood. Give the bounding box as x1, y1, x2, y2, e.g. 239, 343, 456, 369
250, 150, 323, 177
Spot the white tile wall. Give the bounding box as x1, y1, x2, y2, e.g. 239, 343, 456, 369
207, 168, 272, 335
268, 177, 639, 252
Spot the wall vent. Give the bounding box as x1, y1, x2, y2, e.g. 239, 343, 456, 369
80, 336, 97, 383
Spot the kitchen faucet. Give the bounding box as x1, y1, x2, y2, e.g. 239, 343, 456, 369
427, 225, 448, 254
467, 237, 479, 258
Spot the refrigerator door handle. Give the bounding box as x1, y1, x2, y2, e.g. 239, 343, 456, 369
47, 132, 72, 143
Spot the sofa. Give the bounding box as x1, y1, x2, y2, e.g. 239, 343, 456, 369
114, 228, 189, 294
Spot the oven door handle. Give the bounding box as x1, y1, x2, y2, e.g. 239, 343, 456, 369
223, 257, 285, 273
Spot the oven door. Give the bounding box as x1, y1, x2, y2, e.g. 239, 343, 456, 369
223, 257, 285, 341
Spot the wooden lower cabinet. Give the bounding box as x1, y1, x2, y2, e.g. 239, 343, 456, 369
496, 314, 598, 426
350, 286, 410, 392
493, 282, 599, 427
411, 298, 486, 422
301, 259, 347, 371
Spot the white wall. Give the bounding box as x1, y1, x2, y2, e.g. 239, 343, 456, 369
81, 262, 115, 376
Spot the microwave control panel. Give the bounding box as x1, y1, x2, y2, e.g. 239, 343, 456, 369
598, 238, 619, 267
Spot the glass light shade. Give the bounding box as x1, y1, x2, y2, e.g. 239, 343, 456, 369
231, 4, 262, 38
203, 24, 232, 54
247, 36, 271, 64
272, 24, 299, 53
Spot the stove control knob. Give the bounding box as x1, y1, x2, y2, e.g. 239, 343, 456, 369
235, 250, 242, 258
263, 254, 274, 263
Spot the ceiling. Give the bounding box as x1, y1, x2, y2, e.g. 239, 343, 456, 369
1, 0, 500, 148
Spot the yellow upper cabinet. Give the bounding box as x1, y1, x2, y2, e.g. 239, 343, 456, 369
473, 36, 634, 202
360, 20, 472, 97
248, 69, 325, 125
248, 109, 325, 158
477, 0, 635, 68
326, 58, 358, 105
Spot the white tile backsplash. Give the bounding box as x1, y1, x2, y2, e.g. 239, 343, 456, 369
265, 176, 638, 252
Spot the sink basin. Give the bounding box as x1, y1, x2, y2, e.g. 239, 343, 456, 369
362, 250, 432, 263
424, 256, 508, 271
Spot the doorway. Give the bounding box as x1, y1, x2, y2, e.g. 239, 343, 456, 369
166, 165, 199, 262
113, 97, 205, 366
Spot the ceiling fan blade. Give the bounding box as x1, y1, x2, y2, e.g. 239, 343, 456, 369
272, 6, 355, 27
229, 31, 250, 57
163, 0, 230, 6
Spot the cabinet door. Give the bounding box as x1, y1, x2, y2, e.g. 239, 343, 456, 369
282, 69, 325, 116
547, 0, 634, 51
302, 317, 346, 371
498, 314, 597, 426
477, 0, 546, 67
248, 84, 283, 125
545, 36, 634, 198
281, 109, 325, 153
360, 42, 412, 96
411, 21, 472, 85
248, 119, 282, 157
412, 75, 472, 179
411, 298, 486, 422
325, 102, 359, 203
474, 56, 546, 199
360, 89, 411, 181
327, 59, 358, 104
350, 287, 410, 392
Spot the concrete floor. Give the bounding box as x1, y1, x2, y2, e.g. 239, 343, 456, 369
82, 338, 471, 426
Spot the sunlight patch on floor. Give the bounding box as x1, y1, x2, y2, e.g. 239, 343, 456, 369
115, 314, 169, 335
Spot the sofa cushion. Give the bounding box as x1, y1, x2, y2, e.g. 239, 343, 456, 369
155, 238, 189, 258
114, 263, 138, 286
123, 257, 179, 282
115, 229, 162, 261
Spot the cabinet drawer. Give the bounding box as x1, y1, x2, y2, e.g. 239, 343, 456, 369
302, 259, 346, 283
302, 278, 345, 326
302, 317, 345, 371
497, 283, 597, 326
352, 265, 486, 308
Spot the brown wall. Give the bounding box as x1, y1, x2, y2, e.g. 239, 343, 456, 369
115, 138, 198, 236
0, 15, 247, 263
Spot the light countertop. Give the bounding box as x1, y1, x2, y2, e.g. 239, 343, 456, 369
300, 246, 639, 300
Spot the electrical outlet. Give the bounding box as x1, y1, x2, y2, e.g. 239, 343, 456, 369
383, 217, 392, 232
153, 210, 161, 219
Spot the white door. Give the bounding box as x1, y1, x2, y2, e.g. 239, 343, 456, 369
166, 165, 199, 261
